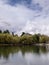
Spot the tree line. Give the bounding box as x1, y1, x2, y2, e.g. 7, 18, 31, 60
0, 30, 49, 45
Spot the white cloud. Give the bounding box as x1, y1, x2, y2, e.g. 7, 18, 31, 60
0, 0, 39, 33
0, 0, 49, 35
23, 17, 49, 35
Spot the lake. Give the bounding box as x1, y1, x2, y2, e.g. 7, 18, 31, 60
0, 45, 49, 65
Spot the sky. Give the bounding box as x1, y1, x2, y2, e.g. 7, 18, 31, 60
0, 0, 49, 35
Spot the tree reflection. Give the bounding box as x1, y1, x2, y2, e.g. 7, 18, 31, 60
0, 46, 48, 59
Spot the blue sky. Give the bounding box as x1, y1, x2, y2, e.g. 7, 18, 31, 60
0, 0, 49, 35
6, 0, 42, 11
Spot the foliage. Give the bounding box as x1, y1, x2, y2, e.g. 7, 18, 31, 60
19, 35, 33, 44
32, 34, 40, 43
39, 35, 49, 43
0, 30, 49, 45
21, 32, 25, 36
3, 30, 10, 34
0, 30, 2, 33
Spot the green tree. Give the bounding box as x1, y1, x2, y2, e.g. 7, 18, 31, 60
39, 35, 48, 43
0, 30, 2, 33
32, 34, 39, 43
12, 32, 14, 36
21, 32, 25, 36
3, 30, 10, 34
19, 35, 33, 45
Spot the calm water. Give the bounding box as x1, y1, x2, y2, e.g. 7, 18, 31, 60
0, 45, 49, 65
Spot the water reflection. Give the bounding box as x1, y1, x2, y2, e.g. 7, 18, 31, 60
0, 45, 49, 65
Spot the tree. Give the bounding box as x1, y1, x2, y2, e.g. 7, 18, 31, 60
32, 34, 40, 43
0, 30, 2, 33
39, 35, 48, 43
12, 32, 14, 36
3, 30, 10, 34
21, 32, 25, 36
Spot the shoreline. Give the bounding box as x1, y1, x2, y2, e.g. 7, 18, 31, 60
34, 43, 49, 46
0, 43, 49, 46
